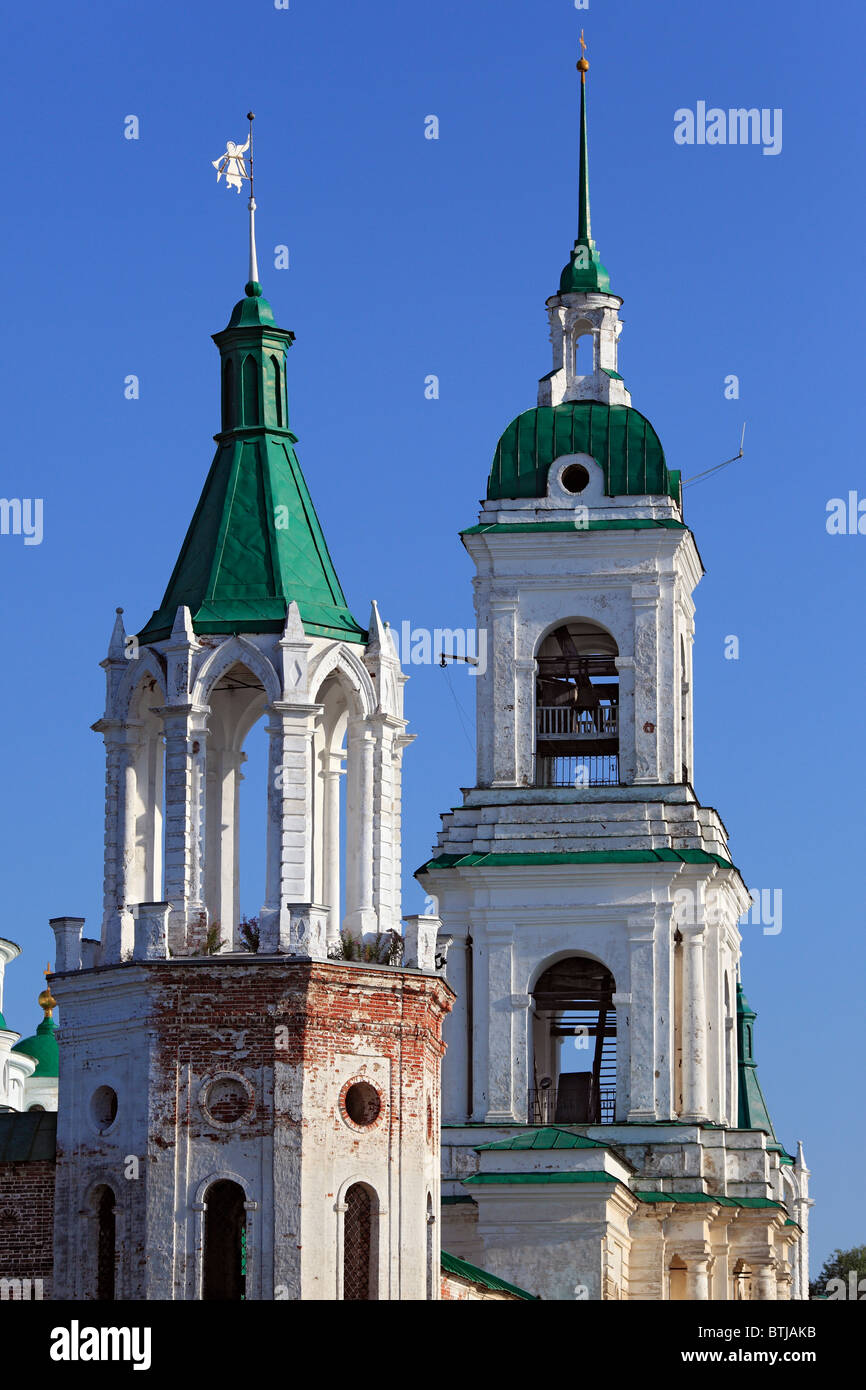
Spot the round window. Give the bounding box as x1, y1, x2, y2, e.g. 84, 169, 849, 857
342, 1081, 381, 1128
560, 462, 590, 494
202, 1076, 252, 1127
91, 1085, 118, 1134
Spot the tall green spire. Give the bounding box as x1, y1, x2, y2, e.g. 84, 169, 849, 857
138, 281, 365, 645
559, 34, 612, 295
736, 981, 778, 1139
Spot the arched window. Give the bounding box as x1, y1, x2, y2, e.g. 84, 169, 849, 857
343, 1183, 377, 1300
270, 354, 283, 427
669, 1254, 687, 1301
222, 358, 234, 431
535, 620, 619, 787
94, 1185, 116, 1301
531, 957, 617, 1124
203, 1180, 246, 1301
574, 333, 594, 380
242, 354, 259, 427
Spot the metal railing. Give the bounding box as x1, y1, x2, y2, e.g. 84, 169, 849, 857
536, 705, 618, 739
529, 1083, 616, 1126
536, 754, 619, 788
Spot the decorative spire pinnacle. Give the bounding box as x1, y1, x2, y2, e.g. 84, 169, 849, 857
559, 34, 612, 296
38, 963, 56, 1019
211, 112, 262, 298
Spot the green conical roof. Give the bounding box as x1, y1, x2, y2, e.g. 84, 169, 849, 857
736, 981, 777, 1139
559, 51, 611, 295
12, 1015, 58, 1079
139, 285, 364, 645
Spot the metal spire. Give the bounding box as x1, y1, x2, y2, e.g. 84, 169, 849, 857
211, 113, 261, 295
577, 32, 591, 246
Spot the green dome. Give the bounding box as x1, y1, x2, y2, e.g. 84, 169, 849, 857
487, 401, 680, 503
12, 1016, 58, 1079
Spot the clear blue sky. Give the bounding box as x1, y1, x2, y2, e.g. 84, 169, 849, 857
1, 0, 862, 1275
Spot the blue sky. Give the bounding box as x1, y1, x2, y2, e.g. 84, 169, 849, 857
1, 0, 863, 1273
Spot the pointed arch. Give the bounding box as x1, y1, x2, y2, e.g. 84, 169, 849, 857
193, 635, 282, 709
242, 353, 259, 426
308, 641, 376, 720
114, 646, 167, 720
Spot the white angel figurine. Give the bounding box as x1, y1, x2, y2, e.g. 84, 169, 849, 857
212, 138, 250, 193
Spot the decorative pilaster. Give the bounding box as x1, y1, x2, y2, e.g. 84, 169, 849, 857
343, 718, 376, 938
624, 915, 656, 1121
260, 701, 319, 952
159, 703, 209, 954
680, 922, 709, 1122
632, 584, 660, 784
490, 597, 519, 787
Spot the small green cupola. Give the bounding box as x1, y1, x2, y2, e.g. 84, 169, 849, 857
11, 982, 59, 1080
736, 981, 778, 1139
138, 280, 365, 645
559, 36, 611, 295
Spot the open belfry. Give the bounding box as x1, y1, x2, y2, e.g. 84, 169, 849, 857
0, 46, 810, 1306
421, 39, 811, 1300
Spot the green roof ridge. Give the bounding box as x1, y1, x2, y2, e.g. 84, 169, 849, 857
464, 1170, 620, 1187
139, 287, 364, 645
475, 1125, 609, 1152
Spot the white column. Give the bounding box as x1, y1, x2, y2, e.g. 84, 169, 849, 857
261, 701, 318, 951
321, 752, 343, 947
490, 597, 519, 787
95, 722, 140, 961
680, 923, 709, 1121
370, 714, 405, 935
482, 927, 518, 1122
613, 657, 636, 783
343, 718, 375, 938
160, 705, 208, 954
625, 916, 656, 1121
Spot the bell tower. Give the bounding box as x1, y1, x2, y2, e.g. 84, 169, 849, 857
424, 42, 809, 1301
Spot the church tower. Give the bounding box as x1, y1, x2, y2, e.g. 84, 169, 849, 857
49, 209, 452, 1299
423, 44, 809, 1301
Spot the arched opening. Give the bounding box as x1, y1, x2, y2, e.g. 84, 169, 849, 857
242, 353, 259, 427
204, 662, 268, 947
732, 1258, 752, 1300
203, 1180, 247, 1301
94, 1185, 116, 1301
270, 354, 283, 427
669, 1254, 687, 1302
535, 620, 619, 787
531, 956, 617, 1124
343, 1183, 377, 1300
222, 358, 234, 431
574, 332, 594, 380
313, 675, 351, 942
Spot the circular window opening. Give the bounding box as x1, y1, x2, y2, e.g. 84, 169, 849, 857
204, 1077, 251, 1126
560, 463, 590, 495
91, 1085, 118, 1134
344, 1081, 381, 1128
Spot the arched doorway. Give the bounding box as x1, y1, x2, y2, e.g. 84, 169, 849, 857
535, 620, 619, 787
531, 957, 617, 1123
94, 1184, 116, 1301
343, 1183, 377, 1300
203, 1180, 247, 1301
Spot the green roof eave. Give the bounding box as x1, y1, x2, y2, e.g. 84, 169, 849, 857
464, 1170, 621, 1187
462, 519, 686, 536
418, 849, 736, 874
440, 1250, 539, 1300
634, 1190, 787, 1211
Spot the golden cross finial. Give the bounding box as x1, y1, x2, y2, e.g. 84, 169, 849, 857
577, 29, 589, 78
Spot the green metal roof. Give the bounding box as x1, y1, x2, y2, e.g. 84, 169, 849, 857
465, 1170, 619, 1187
0, 1111, 57, 1162
11, 1015, 58, 1078
635, 1190, 786, 1211
0, 1011, 6, 1030
487, 402, 680, 504
463, 519, 687, 535
736, 982, 779, 1140
475, 1126, 609, 1152
441, 1250, 539, 1300
419, 849, 735, 873
139, 285, 364, 645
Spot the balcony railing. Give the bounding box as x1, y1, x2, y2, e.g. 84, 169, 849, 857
536, 705, 618, 740
536, 754, 619, 788
529, 1082, 616, 1126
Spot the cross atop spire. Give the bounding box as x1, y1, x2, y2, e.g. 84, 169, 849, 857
559, 34, 612, 296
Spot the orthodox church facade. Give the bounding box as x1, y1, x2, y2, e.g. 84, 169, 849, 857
423, 52, 810, 1300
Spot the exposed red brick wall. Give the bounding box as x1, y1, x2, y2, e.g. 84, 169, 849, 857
0, 1160, 54, 1298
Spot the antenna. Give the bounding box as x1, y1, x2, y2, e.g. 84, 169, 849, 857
682, 423, 746, 488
